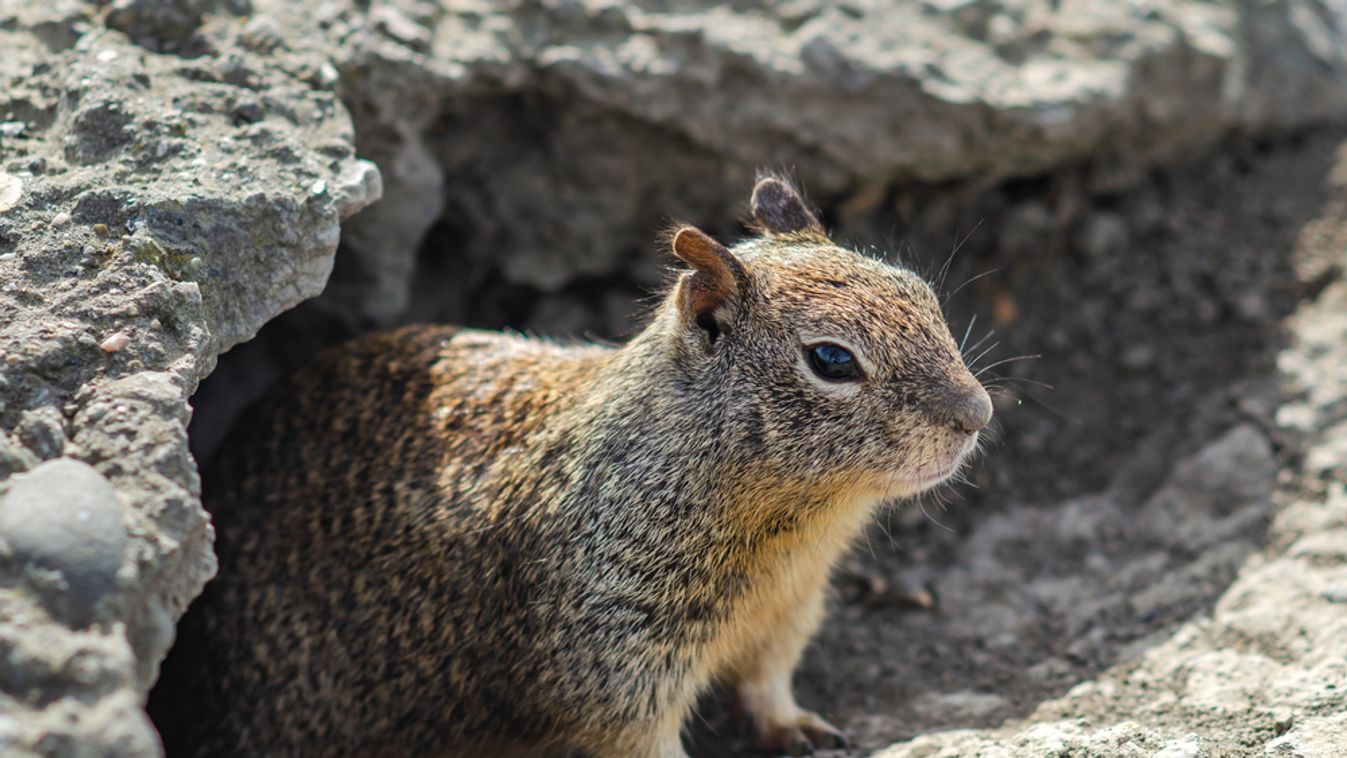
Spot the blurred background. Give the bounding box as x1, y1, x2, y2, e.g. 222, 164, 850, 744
2, 0, 1346, 755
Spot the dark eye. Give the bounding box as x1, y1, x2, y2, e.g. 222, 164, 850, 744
807, 343, 861, 382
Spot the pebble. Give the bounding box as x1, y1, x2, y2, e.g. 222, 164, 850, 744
240, 15, 285, 53
1122, 343, 1156, 369
0, 459, 127, 626
319, 61, 339, 87
370, 5, 430, 46
50, 212, 71, 228
17, 407, 64, 459
99, 332, 130, 353
0, 172, 22, 212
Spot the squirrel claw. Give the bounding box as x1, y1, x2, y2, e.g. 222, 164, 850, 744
757, 712, 850, 756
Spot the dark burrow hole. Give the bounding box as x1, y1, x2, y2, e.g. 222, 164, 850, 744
172, 126, 1339, 755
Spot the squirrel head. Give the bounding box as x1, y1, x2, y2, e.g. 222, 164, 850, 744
660, 176, 991, 505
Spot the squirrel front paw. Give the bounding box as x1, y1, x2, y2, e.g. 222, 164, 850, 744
755, 710, 850, 756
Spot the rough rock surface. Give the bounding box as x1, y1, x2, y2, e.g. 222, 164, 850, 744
301, 0, 1347, 314
2, 1, 1347, 757
0, 2, 379, 755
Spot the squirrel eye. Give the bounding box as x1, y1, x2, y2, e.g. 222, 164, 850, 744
807, 344, 861, 382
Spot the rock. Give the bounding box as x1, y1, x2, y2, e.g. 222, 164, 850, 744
0, 459, 126, 626
104, 0, 251, 52
1264, 711, 1347, 757
876, 719, 1211, 758
304, 0, 1347, 298
16, 406, 64, 460
321, 126, 435, 324
99, 332, 131, 353
152, 0, 1347, 312
1138, 424, 1277, 549
0, 172, 21, 212
1079, 212, 1130, 262
0, 4, 379, 755
911, 690, 1009, 722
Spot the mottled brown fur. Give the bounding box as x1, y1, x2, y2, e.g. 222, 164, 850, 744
150, 178, 992, 757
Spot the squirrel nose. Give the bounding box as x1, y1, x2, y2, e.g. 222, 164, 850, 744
948, 384, 993, 434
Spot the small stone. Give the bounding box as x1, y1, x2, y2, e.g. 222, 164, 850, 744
50, 212, 71, 228
240, 15, 285, 53
232, 101, 264, 124
1151, 733, 1206, 758
1122, 343, 1156, 369
0, 121, 25, 138
1079, 212, 1130, 261
318, 61, 339, 87
371, 5, 430, 47
92, 223, 110, 237
1265, 712, 1347, 757
0, 172, 22, 212
0, 459, 127, 626
17, 407, 65, 460
99, 332, 131, 353
1234, 290, 1267, 320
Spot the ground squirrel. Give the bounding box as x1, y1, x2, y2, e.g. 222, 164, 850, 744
150, 178, 992, 757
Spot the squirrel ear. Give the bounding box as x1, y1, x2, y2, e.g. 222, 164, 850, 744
750, 177, 825, 237
671, 226, 748, 343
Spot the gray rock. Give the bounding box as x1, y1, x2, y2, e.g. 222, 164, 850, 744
1264, 712, 1347, 757
0, 459, 126, 626
1139, 424, 1277, 549
105, 0, 251, 51
292, 0, 1347, 299
876, 719, 1211, 758
0, 3, 379, 755
15, 406, 64, 460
